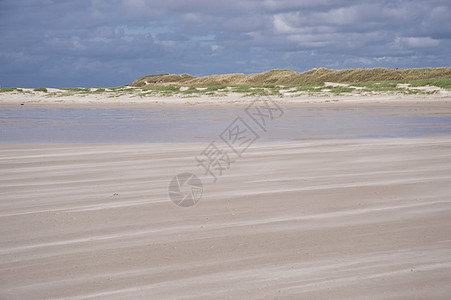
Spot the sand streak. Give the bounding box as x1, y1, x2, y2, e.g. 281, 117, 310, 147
1, 138, 451, 299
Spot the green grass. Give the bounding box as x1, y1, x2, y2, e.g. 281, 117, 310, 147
58, 87, 110, 95
91, 88, 105, 94
0, 87, 19, 93
408, 78, 451, 89
244, 89, 270, 97
349, 78, 451, 93
60, 87, 88, 92
293, 82, 325, 92
204, 85, 228, 92
229, 85, 268, 96
350, 81, 402, 92
34, 87, 48, 92
183, 87, 202, 95
327, 86, 355, 94
141, 86, 180, 92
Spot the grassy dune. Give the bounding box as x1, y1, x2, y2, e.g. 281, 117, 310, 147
1, 68, 450, 98
130, 67, 451, 87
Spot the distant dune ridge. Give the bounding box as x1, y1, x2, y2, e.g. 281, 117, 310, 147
130, 67, 451, 87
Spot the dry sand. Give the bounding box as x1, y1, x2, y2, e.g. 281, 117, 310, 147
1, 138, 451, 299
1, 88, 451, 109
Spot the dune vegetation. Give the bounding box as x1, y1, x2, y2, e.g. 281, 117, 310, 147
130, 67, 451, 87
1, 68, 450, 98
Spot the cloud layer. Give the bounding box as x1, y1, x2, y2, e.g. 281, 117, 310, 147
1, 0, 450, 87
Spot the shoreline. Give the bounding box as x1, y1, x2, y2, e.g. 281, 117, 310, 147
1, 92, 451, 110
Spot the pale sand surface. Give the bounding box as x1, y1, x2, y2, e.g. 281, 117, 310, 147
1, 90, 450, 109
1, 138, 451, 299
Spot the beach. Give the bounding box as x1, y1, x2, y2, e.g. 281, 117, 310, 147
1, 93, 451, 299
3, 0, 451, 297
2, 139, 451, 298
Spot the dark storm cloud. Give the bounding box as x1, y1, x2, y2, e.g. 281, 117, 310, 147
0, 0, 450, 87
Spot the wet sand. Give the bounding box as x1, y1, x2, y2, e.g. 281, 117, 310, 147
2, 105, 451, 143
1, 138, 451, 299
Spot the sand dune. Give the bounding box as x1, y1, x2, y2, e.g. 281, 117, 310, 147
1, 138, 451, 299
129, 68, 451, 87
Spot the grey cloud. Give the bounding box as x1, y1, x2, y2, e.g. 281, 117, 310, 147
0, 0, 449, 87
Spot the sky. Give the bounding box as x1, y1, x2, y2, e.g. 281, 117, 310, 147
0, 0, 450, 88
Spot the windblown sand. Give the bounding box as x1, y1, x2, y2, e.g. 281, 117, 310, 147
1, 138, 451, 299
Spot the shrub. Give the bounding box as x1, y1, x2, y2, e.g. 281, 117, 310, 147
0, 87, 17, 93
